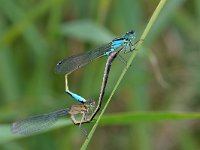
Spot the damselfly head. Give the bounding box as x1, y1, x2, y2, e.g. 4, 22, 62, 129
125, 30, 136, 40
84, 100, 95, 108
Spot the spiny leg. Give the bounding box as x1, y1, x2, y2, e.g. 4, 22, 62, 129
79, 112, 88, 137
124, 39, 143, 53
70, 113, 88, 137
70, 114, 79, 124
117, 54, 127, 66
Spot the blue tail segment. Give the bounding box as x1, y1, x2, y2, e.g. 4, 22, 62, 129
66, 89, 87, 103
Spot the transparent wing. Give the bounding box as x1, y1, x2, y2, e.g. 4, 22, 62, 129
11, 108, 70, 135
55, 42, 112, 74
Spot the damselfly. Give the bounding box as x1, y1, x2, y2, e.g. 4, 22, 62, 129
11, 100, 95, 135
55, 30, 136, 75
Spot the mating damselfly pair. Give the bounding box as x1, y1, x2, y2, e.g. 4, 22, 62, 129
11, 30, 137, 136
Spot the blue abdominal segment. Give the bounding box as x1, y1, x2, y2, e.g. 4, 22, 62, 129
66, 90, 87, 103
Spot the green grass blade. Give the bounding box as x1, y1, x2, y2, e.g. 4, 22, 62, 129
1, 111, 199, 144
0, 0, 63, 49
100, 111, 200, 126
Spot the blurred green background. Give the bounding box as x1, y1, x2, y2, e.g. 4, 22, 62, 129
0, 0, 200, 149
